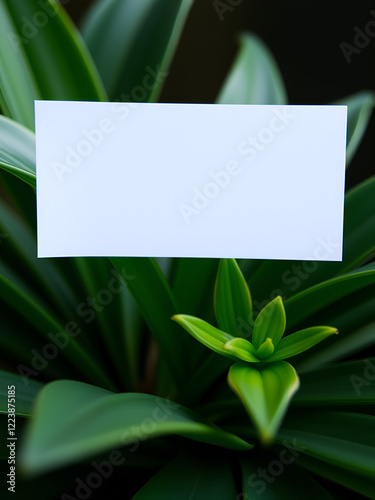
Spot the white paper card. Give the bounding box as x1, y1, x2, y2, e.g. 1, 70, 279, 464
35, 101, 347, 260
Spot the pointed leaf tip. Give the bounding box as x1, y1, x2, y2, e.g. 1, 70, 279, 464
228, 361, 299, 443
256, 338, 275, 359
267, 326, 338, 362
223, 337, 260, 363
172, 314, 237, 360
214, 259, 252, 337
252, 295, 286, 349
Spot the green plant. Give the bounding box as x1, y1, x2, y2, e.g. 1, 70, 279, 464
173, 259, 338, 442
0, 1, 375, 499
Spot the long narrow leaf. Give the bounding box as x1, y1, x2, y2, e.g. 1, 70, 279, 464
21, 380, 252, 474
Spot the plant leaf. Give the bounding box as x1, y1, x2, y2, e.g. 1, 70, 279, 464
21, 380, 252, 474
0, 370, 43, 416
334, 91, 375, 166
0, 1, 41, 128
240, 457, 335, 500
223, 337, 260, 363
134, 451, 238, 500
252, 296, 286, 349
172, 314, 238, 361
297, 454, 375, 499
214, 259, 253, 338
284, 264, 375, 330
278, 411, 375, 476
82, 0, 193, 102
294, 357, 375, 406
266, 326, 338, 362
227, 361, 299, 442
217, 33, 287, 105
3, 0, 106, 106
256, 337, 275, 359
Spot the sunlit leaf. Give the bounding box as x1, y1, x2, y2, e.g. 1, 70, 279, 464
228, 361, 299, 442
252, 296, 286, 349
266, 326, 338, 362
214, 259, 252, 338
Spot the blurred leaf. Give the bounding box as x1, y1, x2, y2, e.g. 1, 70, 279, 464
240, 457, 335, 500
0, 370, 43, 416
252, 296, 286, 349
21, 380, 252, 474
214, 259, 252, 338
267, 326, 338, 362
0, 272, 114, 390
134, 452, 237, 499
297, 322, 375, 371
279, 411, 375, 476
82, 0, 193, 102
110, 257, 197, 391
228, 361, 299, 442
295, 357, 375, 406
334, 91, 375, 166
217, 33, 287, 105
255, 338, 275, 359
284, 264, 375, 330
297, 452, 375, 499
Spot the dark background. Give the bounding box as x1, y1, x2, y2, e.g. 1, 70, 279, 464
64, 0, 375, 190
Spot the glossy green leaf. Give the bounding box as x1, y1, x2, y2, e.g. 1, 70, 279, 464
214, 259, 253, 338
223, 337, 260, 363
134, 452, 237, 500
0, 114, 36, 187
228, 361, 299, 442
82, 0, 193, 102
284, 264, 375, 330
266, 326, 338, 362
172, 314, 238, 361
0, 370, 43, 416
21, 380, 252, 473
217, 33, 287, 105
252, 296, 286, 349
278, 411, 375, 476
334, 91, 375, 165
295, 357, 375, 406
